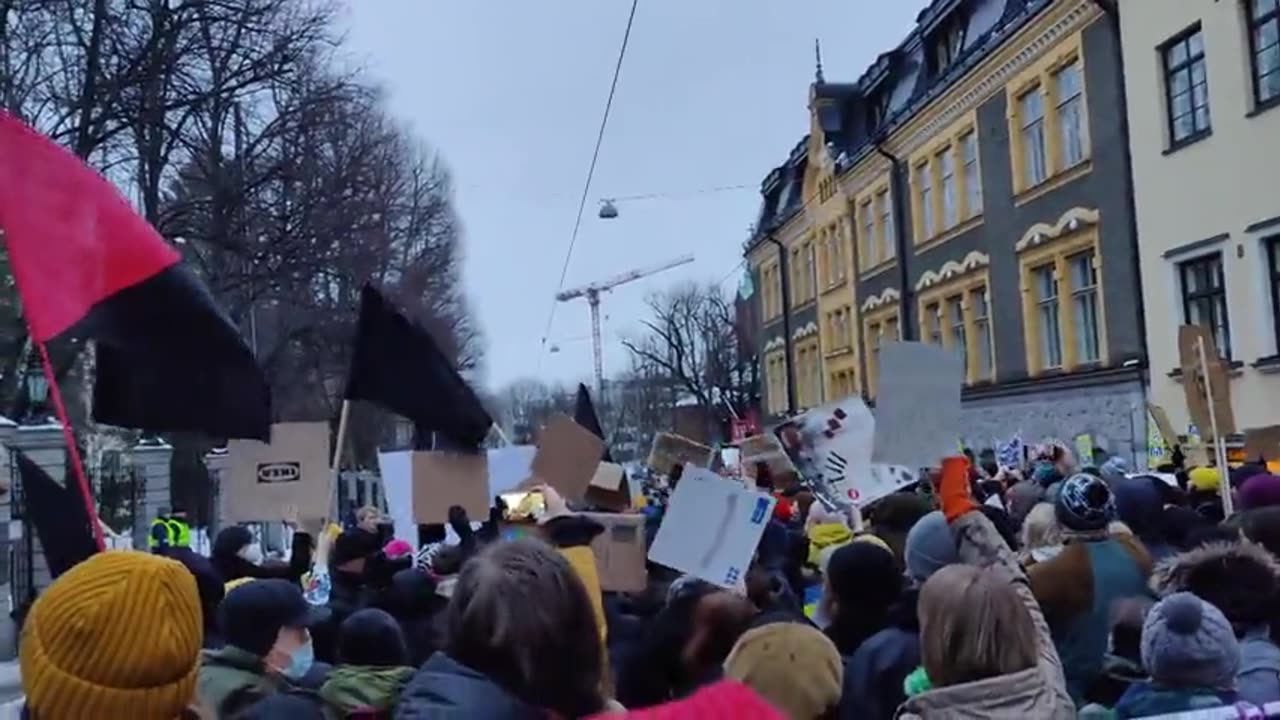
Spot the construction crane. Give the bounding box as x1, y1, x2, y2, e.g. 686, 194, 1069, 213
556, 253, 695, 393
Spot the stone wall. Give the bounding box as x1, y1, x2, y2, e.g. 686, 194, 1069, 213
958, 377, 1149, 469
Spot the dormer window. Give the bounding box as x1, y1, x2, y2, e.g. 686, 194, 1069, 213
867, 91, 890, 132
929, 14, 967, 77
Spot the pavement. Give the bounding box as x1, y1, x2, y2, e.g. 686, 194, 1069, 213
0, 660, 18, 704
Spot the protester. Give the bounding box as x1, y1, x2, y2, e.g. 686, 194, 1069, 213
1112, 592, 1241, 718
867, 493, 933, 570
820, 541, 901, 655
395, 539, 610, 718
1111, 475, 1177, 562
902, 511, 959, 586
330, 506, 397, 617
19, 551, 205, 719
381, 567, 446, 667
1005, 480, 1046, 530
1026, 472, 1152, 703
1019, 502, 1064, 566
840, 542, 923, 719
898, 456, 1074, 719
723, 622, 843, 719
198, 578, 329, 717
1152, 539, 1280, 705
1160, 505, 1210, 552
211, 524, 313, 584
1239, 473, 1280, 511
597, 680, 785, 719
318, 608, 414, 718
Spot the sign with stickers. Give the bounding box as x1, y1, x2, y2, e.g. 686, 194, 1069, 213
647, 467, 776, 590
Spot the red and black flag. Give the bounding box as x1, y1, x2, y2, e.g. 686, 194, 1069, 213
0, 111, 270, 440
344, 284, 492, 450
15, 450, 99, 580
574, 383, 613, 462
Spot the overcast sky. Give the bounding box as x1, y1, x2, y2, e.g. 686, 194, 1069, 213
340, 1, 926, 393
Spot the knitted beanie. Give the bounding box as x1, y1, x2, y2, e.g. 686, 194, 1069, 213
1188, 467, 1222, 493
904, 512, 960, 584
338, 608, 410, 667
1054, 473, 1115, 533
20, 551, 202, 719
1240, 474, 1280, 511
1141, 592, 1239, 690
723, 623, 842, 719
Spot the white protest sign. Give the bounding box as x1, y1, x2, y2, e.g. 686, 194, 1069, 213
488, 445, 536, 496
777, 397, 877, 506
873, 341, 965, 469
377, 450, 416, 546
647, 467, 776, 589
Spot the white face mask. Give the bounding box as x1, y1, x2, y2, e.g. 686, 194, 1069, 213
238, 542, 264, 565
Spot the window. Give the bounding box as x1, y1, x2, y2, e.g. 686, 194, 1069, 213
831, 224, 845, 282
861, 201, 877, 267
939, 148, 958, 229
856, 181, 895, 271
761, 264, 782, 320
805, 241, 816, 302
862, 308, 899, 398
917, 164, 935, 238
923, 302, 944, 345
1033, 264, 1063, 369
879, 190, 896, 260
1268, 238, 1280, 349
1180, 253, 1231, 358
1068, 250, 1100, 363
1249, 0, 1280, 108
1020, 89, 1048, 186
948, 296, 967, 372
972, 287, 994, 381
1055, 61, 1087, 168
1162, 26, 1211, 145
962, 132, 982, 218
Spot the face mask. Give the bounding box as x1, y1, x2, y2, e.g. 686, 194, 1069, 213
279, 640, 314, 680
237, 542, 264, 565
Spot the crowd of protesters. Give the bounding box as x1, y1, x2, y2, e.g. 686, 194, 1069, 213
10, 440, 1280, 719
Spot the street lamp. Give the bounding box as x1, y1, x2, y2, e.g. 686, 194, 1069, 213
598, 199, 619, 219
24, 361, 48, 423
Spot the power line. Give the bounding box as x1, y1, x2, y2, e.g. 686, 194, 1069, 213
537, 0, 640, 362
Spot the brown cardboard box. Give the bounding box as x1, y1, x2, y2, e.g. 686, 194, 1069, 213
1177, 325, 1236, 439
410, 451, 490, 524
527, 414, 604, 501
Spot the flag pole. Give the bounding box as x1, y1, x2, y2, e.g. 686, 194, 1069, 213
332, 399, 351, 470
36, 341, 106, 551
1196, 336, 1233, 516
492, 423, 511, 446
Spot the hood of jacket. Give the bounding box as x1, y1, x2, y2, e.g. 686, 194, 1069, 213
320, 665, 414, 712
896, 665, 1074, 719
394, 652, 543, 719
1152, 540, 1280, 631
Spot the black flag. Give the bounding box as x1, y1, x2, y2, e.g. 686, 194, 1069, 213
344, 284, 492, 450
16, 451, 98, 579
574, 383, 613, 462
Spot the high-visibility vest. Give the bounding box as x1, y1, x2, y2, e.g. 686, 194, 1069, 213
149, 518, 175, 548
167, 518, 191, 548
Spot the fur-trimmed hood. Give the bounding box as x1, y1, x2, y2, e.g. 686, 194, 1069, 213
1152, 540, 1280, 632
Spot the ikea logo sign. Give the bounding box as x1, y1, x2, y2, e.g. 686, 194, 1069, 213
256, 462, 301, 484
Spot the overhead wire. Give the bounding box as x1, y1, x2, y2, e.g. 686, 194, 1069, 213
537, 0, 641, 365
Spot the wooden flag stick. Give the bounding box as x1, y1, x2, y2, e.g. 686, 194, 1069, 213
1196, 336, 1233, 517
332, 400, 351, 470
492, 423, 511, 447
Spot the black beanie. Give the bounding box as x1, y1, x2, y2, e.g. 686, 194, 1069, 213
338, 608, 409, 667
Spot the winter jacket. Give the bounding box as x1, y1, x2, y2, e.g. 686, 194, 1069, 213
895, 511, 1074, 719
1027, 533, 1152, 702
318, 665, 414, 718
198, 645, 285, 718
159, 545, 226, 649
1151, 539, 1280, 706
394, 652, 544, 719
380, 568, 447, 668
842, 590, 920, 720
1112, 682, 1237, 718
212, 527, 314, 585
544, 515, 611, 695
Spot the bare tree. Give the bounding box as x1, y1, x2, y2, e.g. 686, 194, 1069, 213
622, 282, 756, 442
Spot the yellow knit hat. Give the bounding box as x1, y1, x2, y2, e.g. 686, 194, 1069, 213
1189, 467, 1222, 492
20, 550, 202, 719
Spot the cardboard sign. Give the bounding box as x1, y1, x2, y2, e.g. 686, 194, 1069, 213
648, 432, 715, 476
589, 462, 625, 490
1244, 426, 1280, 463
1074, 434, 1095, 467
873, 341, 965, 468
583, 512, 647, 592
1148, 404, 1179, 450
1177, 325, 1236, 439
739, 433, 797, 479
224, 422, 331, 523
584, 462, 630, 511
409, 451, 491, 524
647, 467, 776, 589
528, 415, 604, 501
